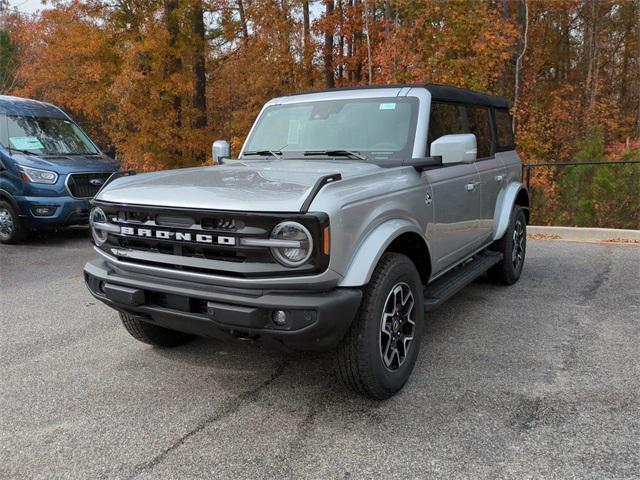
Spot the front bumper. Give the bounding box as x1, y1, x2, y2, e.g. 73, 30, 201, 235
16, 195, 91, 227
84, 258, 362, 351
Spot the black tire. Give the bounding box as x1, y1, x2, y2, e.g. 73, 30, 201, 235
487, 206, 527, 285
335, 252, 424, 400
0, 200, 25, 244
119, 312, 195, 347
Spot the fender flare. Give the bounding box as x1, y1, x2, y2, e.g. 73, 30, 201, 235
0, 188, 21, 215
492, 182, 529, 241
338, 219, 426, 287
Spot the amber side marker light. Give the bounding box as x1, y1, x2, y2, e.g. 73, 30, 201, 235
322, 227, 331, 255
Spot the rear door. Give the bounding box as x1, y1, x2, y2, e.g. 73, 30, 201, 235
425, 102, 483, 273
468, 105, 505, 242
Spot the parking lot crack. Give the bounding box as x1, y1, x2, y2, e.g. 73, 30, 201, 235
581, 248, 612, 300
125, 359, 290, 479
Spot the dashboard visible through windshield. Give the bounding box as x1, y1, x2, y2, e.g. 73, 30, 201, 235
243, 97, 419, 161
0, 115, 99, 156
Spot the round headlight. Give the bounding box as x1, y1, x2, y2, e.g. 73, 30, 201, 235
270, 221, 313, 267
90, 207, 108, 246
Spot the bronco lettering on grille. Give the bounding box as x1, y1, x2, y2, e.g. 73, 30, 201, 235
120, 226, 236, 246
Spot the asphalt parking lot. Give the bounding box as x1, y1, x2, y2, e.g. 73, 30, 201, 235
1, 230, 639, 479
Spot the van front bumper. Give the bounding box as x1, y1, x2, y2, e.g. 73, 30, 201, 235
16, 195, 91, 227
84, 258, 362, 351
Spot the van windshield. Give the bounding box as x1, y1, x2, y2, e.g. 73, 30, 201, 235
1, 115, 99, 155
243, 97, 419, 160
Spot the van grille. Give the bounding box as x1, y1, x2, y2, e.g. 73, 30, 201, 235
66, 173, 112, 198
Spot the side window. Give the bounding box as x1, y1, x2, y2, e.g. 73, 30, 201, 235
466, 106, 492, 158
494, 108, 515, 150
427, 102, 465, 153
0, 114, 8, 148
428, 102, 493, 159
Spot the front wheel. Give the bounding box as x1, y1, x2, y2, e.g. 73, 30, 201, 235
0, 201, 25, 244
488, 206, 527, 285
119, 312, 195, 347
335, 253, 423, 400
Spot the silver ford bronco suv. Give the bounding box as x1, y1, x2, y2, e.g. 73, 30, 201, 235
84, 85, 529, 399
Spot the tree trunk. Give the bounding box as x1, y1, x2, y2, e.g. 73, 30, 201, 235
353, 0, 362, 82
324, 0, 335, 88
303, 0, 312, 86
512, 0, 528, 133
191, 0, 207, 132
237, 0, 249, 41
164, 0, 182, 129
363, 0, 372, 84
338, 0, 344, 82
383, 0, 393, 34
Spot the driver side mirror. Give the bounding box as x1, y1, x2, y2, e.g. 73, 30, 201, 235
212, 140, 230, 164
430, 134, 477, 165
102, 145, 116, 159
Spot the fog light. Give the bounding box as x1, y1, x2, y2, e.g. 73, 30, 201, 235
272, 310, 287, 326
31, 206, 56, 216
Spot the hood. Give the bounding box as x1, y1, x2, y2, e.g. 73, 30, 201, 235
97, 159, 382, 212
11, 153, 119, 174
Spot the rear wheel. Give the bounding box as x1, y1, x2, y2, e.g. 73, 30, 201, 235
488, 206, 527, 285
119, 312, 195, 347
0, 201, 25, 244
335, 253, 423, 400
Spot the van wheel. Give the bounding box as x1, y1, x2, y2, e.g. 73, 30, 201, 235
335, 253, 423, 400
488, 206, 527, 285
119, 312, 195, 347
0, 201, 25, 244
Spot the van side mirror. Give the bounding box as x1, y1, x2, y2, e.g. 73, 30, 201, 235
102, 145, 116, 158
430, 134, 477, 165
212, 140, 230, 164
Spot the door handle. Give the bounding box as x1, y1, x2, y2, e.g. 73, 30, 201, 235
495, 175, 504, 182
465, 182, 479, 192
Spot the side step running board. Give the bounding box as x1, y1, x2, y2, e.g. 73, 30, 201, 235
423, 251, 503, 312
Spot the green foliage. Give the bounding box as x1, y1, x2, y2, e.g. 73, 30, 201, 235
0, 28, 18, 93
556, 128, 639, 228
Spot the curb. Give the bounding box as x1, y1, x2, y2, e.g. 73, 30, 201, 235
528, 226, 640, 244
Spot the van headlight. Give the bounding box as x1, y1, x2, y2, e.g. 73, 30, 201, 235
18, 165, 58, 184
270, 221, 313, 267
89, 207, 109, 246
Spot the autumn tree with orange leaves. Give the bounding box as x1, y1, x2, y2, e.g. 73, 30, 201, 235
1, 0, 638, 227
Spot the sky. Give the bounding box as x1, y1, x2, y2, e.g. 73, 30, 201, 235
8, 0, 46, 15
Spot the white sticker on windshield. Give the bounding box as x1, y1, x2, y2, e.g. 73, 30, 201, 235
379, 103, 396, 110
287, 119, 301, 145
9, 136, 44, 150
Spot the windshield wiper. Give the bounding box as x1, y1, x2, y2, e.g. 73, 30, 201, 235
243, 150, 282, 159
303, 150, 367, 161
60, 153, 101, 157
10, 148, 38, 156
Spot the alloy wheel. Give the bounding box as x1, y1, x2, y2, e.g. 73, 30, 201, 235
379, 282, 416, 371
512, 219, 525, 269
0, 207, 14, 240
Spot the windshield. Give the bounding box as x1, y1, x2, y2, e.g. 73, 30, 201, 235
243, 97, 418, 160
1, 115, 99, 155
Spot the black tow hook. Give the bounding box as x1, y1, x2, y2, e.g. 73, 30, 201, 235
229, 330, 260, 342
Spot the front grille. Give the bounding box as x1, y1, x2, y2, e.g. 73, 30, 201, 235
67, 172, 112, 198
94, 203, 330, 278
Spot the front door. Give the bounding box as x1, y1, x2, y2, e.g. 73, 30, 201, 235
426, 163, 483, 273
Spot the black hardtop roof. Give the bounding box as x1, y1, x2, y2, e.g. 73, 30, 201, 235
289, 83, 510, 109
